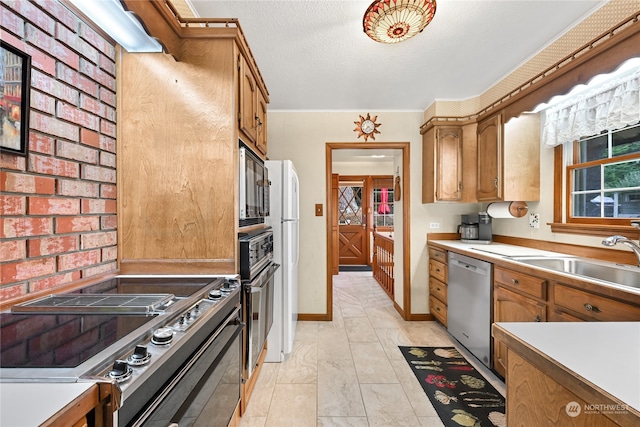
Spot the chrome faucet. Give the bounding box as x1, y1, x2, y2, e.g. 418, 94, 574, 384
602, 221, 640, 267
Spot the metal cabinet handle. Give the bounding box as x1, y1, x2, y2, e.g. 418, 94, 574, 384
535, 315, 541, 322
436, 287, 441, 292
584, 303, 601, 313
436, 307, 441, 312
511, 278, 519, 285
435, 268, 440, 273
494, 177, 499, 189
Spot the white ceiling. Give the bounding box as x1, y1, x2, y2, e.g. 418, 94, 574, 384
187, 0, 605, 111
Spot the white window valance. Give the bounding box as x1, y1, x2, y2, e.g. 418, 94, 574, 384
542, 67, 640, 147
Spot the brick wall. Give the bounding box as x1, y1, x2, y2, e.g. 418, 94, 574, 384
1, 0, 117, 301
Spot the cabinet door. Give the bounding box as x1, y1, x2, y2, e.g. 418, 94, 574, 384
477, 114, 502, 201
239, 55, 258, 144
436, 127, 462, 201
256, 90, 267, 155
493, 286, 546, 377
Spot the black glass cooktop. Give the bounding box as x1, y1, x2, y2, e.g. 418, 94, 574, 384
0, 312, 158, 368
0, 276, 221, 369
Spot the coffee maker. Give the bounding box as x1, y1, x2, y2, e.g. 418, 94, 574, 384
459, 213, 492, 244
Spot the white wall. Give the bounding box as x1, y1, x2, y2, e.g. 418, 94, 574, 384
267, 111, 469, 315
332, 161, 394, 176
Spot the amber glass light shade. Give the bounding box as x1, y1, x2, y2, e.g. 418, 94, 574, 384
363, 0, 437, 44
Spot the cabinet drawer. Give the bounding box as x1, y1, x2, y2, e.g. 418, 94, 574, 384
429, 259, 447, 283
494, 267, 546, 299
428, 247, 447, 264
429, 276, 448, 304
553, 284, 640, 321
429, 295, 447, 326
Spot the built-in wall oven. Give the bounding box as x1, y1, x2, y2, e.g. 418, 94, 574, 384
239, 229, 279, 378
239, 142, 270, 228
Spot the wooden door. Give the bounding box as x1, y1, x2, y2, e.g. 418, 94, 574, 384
493, 286, 546, 377
477, 114, 502, 201
338, 179, 369, 265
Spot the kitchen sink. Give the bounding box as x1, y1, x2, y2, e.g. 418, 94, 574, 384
507, 256, 640, 289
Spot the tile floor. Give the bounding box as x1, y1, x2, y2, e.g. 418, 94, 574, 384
239, 271, 505, 427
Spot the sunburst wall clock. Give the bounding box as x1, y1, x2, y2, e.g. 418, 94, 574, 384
354, 113, 381, 141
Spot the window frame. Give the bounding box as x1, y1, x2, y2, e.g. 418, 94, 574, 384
552, 134, 640, 237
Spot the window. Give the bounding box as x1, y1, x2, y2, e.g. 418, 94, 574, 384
556, 124, 640, 234
372, 187, 394, 228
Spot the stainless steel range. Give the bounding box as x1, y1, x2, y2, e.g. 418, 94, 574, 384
0, 275, 243, 427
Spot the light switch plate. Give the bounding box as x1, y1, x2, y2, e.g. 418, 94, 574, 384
315, 204, 323, 216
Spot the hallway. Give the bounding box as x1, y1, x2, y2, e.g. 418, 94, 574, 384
239, 272, 504, 427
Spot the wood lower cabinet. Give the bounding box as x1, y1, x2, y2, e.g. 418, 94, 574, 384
552, 283, 640, 321
493, 266, 547, 378
428, 247, 448, 326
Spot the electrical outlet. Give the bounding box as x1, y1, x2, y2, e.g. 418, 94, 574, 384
529, 213, 540, 229
429, 223, 440, 229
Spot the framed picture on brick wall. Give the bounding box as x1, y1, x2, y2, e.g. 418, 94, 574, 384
0, 40, 31, 156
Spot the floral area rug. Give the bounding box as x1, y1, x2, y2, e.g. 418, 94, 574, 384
399, 346, 506, 427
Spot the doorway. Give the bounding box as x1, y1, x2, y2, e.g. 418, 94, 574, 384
325, 142, 411, 321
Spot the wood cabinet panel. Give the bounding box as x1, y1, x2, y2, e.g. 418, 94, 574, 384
476, 112, 540, 202
239, 54, 258, 145
436, 127, 462, 201
506, 351, 618, 427
494, 266, 546, 299
553, 283, 640, 321
256, 89, 268, 155
429, 259, 447, 283
429, 295, 447, 326
429, 276, 447, 303
493, 286, 546, 377
422, 127, 463, 202
548, 309, 585, 322
476, 114, 502, 201
119, 43, 238, 272
428, 247, 447, 265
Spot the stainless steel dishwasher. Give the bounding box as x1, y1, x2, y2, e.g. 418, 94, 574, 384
447, 252, 493, 368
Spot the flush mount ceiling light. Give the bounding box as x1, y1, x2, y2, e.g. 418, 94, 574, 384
363, 0, 437, 44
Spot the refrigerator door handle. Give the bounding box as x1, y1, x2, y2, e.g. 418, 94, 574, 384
282, 219, 297, 222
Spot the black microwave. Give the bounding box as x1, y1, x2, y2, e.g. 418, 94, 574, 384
239, 142, 270, 227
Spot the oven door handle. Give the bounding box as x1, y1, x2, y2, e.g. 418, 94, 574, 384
131, 306, 243, 427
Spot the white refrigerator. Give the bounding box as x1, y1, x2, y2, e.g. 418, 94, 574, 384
264, 160, 299, 362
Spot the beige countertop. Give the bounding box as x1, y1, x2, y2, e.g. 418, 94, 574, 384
494, 321, 640, 415
428, 239, 640, 297
0, 382, 96, 426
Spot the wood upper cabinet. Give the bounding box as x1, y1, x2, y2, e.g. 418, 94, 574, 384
256, 89, 268, 155
477, 114, 502, 201
422, 127, 462, 202
476, 112, 540, 202
118, 33, 268, 274
239, 54, 258, 145
238, 54, 268, 156
422, 124, 477, 203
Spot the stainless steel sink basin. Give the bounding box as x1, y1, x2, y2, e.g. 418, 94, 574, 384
507, 256, 640, 289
